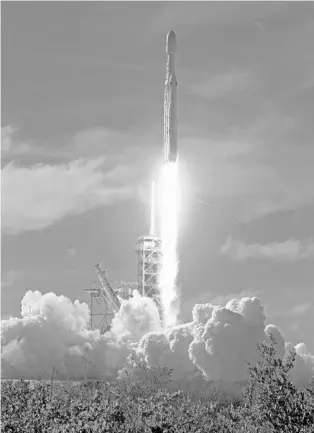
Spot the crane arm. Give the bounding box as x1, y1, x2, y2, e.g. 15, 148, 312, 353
94, 264, 121, 312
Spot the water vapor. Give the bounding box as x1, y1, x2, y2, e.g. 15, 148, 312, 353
1, 291, 313, 388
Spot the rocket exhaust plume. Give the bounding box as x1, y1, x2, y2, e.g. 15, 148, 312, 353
150, 181, 156, 236
159, 30, 180, 328
160, 162, 179, 327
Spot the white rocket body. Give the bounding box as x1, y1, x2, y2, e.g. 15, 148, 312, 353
164, 30, 178, 164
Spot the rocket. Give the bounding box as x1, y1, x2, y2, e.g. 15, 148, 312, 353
164, 30, 178, 164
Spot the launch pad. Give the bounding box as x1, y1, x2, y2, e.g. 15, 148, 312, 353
86, 234, 163, 332
86, 181, 164, 332
85, 30, 178, 332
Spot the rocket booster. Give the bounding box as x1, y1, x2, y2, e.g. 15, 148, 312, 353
164, 30, 178, 164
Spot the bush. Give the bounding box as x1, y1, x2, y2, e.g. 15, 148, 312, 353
243, 334, 314, 432
1, 337, 313, 433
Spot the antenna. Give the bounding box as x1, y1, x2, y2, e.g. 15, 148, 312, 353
150, 181, 156, 236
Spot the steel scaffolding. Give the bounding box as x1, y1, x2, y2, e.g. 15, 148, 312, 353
136, 235, 163, 325
85, 271, 137, 333
85, 285, 114, 333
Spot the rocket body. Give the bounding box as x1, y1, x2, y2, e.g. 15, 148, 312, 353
164, 30, 178, 164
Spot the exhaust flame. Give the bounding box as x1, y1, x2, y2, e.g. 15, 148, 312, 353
160, 161, 179, 328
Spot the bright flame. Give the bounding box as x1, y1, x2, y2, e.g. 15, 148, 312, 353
160, 161, 179, 328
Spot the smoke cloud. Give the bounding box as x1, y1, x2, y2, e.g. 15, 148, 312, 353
1, 291, 313, 388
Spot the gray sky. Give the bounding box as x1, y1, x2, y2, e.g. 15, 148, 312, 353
2, 2, 314, 351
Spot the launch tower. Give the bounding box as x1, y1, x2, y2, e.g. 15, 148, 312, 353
136, 235, 163, 322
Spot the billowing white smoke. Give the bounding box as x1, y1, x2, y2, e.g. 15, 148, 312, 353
285, 342, 314, 389
1, 291, 313, 388
1, 290, 160, 381
131, 323, 197, 381
110, 290, 162, 342
189, 298, 267, 382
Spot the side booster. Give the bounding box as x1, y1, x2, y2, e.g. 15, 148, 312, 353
164, 30, 178, 164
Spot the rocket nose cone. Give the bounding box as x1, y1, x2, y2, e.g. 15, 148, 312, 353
166, 30, 177, 54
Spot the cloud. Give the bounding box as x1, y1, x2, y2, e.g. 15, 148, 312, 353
267, 302, 313, 319
64, 127, 162, 186
1, 125, 72, 166
1, 125, 144, 164
1, 270, 23, 289
193, 288, 260, 309
1, 126, 32, 156
187, 71, 250, 100
286, 303, 313, 317
221, 237, 314, 262
69, 128, 134, 158
150, 2, 286, 37
206, 289, 260, 307
285, 342, 314, 389
67, 248, 77, 257
179, 108, 314, 223
1, 123, 164, 235
2, 158, 133, 235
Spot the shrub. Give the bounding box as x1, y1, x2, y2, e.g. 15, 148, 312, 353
243, 334, 314, 432
1, 338, 313, 433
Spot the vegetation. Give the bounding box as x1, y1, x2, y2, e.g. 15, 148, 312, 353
2, 336, 314, 432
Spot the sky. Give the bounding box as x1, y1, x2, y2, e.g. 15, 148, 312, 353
2, 2, 314, 352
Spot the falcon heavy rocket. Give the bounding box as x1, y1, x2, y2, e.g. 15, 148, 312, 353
164, 30, 178, 164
